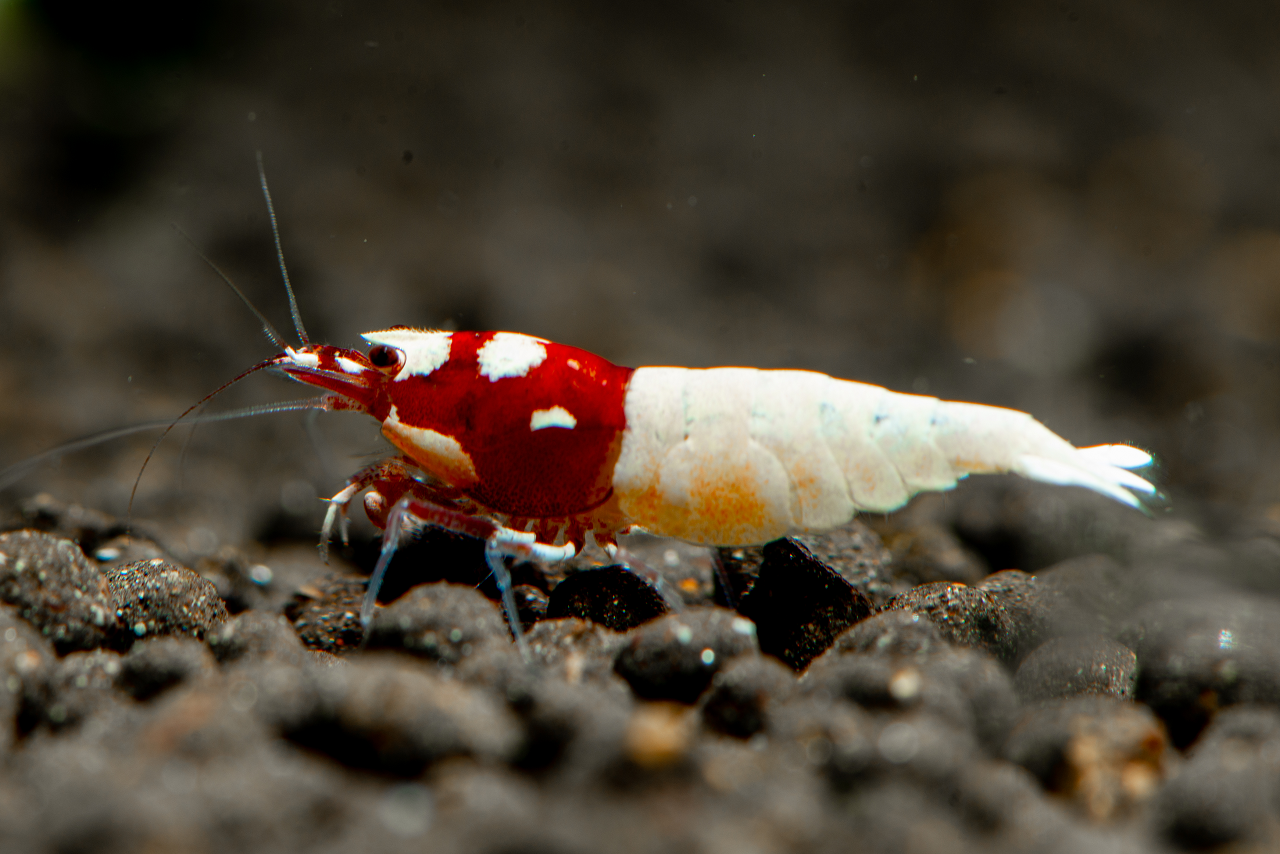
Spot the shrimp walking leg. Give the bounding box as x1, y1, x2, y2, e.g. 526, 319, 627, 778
346, 476, 574, 659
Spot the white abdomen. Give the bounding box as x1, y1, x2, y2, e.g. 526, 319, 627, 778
612, 366, 1152, 546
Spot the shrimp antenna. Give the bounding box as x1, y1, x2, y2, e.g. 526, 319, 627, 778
172, 224, 288, 351
0, 396, 331, 493
256, 150, 310, 347
127, 359, 334, 519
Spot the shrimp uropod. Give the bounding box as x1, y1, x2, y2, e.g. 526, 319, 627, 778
271, 328, 1155, 658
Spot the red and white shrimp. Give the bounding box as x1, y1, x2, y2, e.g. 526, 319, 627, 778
268, 327, 1154, 656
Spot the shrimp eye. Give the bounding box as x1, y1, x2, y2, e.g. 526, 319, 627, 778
367, 345, 404, 372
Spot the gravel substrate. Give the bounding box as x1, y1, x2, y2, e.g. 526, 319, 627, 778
2, 493, 1278, 853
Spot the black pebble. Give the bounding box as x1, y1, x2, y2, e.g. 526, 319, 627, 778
715, 521, 896, 609
206, 611, 310, 667
364, 582, 510, 663
1035, 554, 1134, 638
614, 608, 759, 703
18, 649, 125, 733
1004, 695, 1167, 819
525, 617, 629, 684
105, 558, 229, 643
829, 610, 950, 658
699, 655, 796, 738
1157, 706, 1280, 849
282, 574, 366, 654
883, 582, 1018, 665
117, 636, 216, 700
545, 566, 670, 631
1014, 635, 1137, 702
737, 538, 874, 671
350, 527, 498, 604
514, 584, 549, 625
874, 519, 988, 586
274, 656, 521, 777
0, 530, 118, 653
802, 646, 1018, 755
1119, 595, 1280, 748
977, 569, 1049, 663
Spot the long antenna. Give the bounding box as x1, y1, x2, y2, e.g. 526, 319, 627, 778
127, 360, 331, 518
256, 151, 310, 346
0, 396, 332, 493
172, 224, 287, 350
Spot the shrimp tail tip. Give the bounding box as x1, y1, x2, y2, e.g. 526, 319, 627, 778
1077, 444, 1155, 470
1013, 449, 1157, 511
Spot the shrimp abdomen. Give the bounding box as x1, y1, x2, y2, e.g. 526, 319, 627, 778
612, 367, 1153, 546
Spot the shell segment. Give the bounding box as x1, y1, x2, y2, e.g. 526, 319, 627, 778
376, 330, 633, 518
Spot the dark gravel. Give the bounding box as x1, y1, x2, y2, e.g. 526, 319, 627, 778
737, 536, 876, 671
1014, 634, 1139, 703
1155, 706, 1280, 849
364, 582, 512, 664
0, 506, 1255, 853
882, 581, 1021, 665
613, 608, 761, 703
105, 558, 229, 642
0, 530, 118, 653
1004, 696, 1169, 822
544, 564, 671, 631
1120, 595, 1280, 749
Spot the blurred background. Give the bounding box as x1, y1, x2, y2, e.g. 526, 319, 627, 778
1, 0, 1279, 565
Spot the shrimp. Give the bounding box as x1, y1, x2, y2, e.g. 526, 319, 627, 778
268, 328, 1154, 658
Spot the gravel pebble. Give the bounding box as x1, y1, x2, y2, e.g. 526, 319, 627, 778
613, 608, 760, 703
828, 610, 951, 658
513, 583, 549, 624
117, 636, 217, 700
1119, 595, 1280, 748
1156, 705, 1280, 849
104, 558, 229, 643
0, 605, 55, 752
365, 582, 511, 663
699, 655, 797, 738
1014, 635, 1138, 703
544, 565, 671, 631
737, 537, 874, 670
18, 649, 126, 733
0, 530, 119, 653
507, 677, 634, 780
976, 569, 1049, 662
282, 573, 366, 654
802, 646, 1019, 755
1035, 554, 1136, 638
714, 521, 896, 608
526, 618, 630, 686
883, 582, 1020, 664
206, 611, 310, 667
1004, 696, 1169, 821
873, 519, 989, 586
272, 655, 523, 776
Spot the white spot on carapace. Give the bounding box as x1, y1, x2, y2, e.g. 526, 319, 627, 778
336, 356, 365, 375
361, 329, 452, 381
477, 333, 547, 381
530, 406, 577, 431
286, 348, 320, 368
381, 405, 477, 486
566, 359, 580, 370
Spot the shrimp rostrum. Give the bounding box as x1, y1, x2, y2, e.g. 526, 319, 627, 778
268, 327, 1154, 655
